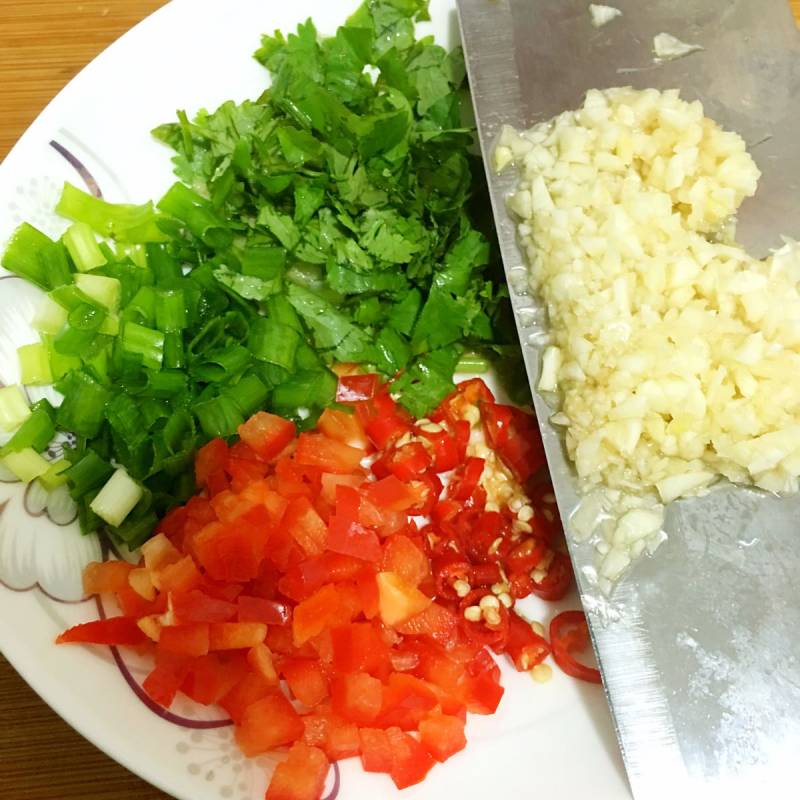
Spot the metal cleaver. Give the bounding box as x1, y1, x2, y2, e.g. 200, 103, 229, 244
456, 0, 800, 797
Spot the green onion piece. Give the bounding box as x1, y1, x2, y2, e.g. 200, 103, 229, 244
1, 223, 73, 290
225, 373, 268, 417
145, 243, 182, 285
38, 459, 70, 490
264, 294, 303, 332
89, 467, 144, 527
98, 314, 120, 336
148, 370, 188, 398
105, 393, 145, 447
32, 295, 68, 335
120, 322, 164, 371
113, 511, 158, 548
63, 222, 107, 272
3, 447, 50, 482
194, 393, 244, 438
271, 369, 337, 412
18, 343, 53, 385
0, 385, 31, 431
248, 317, 301, 370
55, 371, 110, 438
64, 451, 114, 498
115, 243, 148, 268
45, 338, 81, 380
157, 183, 233, 249
68, 303, 106, 332
155, 289, 187, 332
56, 182, 167, 243
49, 284, 105, 313
455, 352, 490, 374
122, 286, 156, 326
0, 401, 55, 456
53, 325, 99, 357
190, 346, 251, 382
162, 332, 185, 370
74, 273, 121, 312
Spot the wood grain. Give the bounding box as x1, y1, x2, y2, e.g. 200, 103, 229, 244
1, 1, 800, 799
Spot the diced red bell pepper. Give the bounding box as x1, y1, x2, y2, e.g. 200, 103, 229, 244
237, 412, 296, 461
381, 534, 429, 587
324, 716, 360, 760
327, 486, 382, 563
82, 561, 134, 595
295, 433, 364, 474
192, 511, 270, 584
220, 671, 276, 723
378, 673, 439, 730
159, 623, 210, 657
56, 617, 147, 646
237, 595, 290, 626
171, 590, 237, 624
359, 727, 394, 773
364, 475, 419, 512
180, 651, 248, 705
331, 672, 383, 725
458, 669, 504, 715
317, 407, 369, 451
376, 571, 432, 626
419, 713, 467, 762
293, 584, 342, 646
265, 742, 330, 800
142, 533, 182, 573
247, 643, 279, 687
209, 622, 266, 650
330, 622, 391, 678
195, 438, 229, 488
156, 555, 203, 594
355, 568, 380, 620
142, 650, 192, 708
284, 496, 328, 557
281, 658, 330, 708
396, 602, 459, 650
504, 611, 550, 671
235, 691, 305, 756
386, 726, 435, 789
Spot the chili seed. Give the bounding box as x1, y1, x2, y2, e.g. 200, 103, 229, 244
453, 579, 471, 598
479, 594, 500, 611
531, 568, 547, 583
463, 605, 482, 623
531, 664, 553, 683
498, 592, 513, 608
512, 520, 532, 534
484, 608, 502, 626
518, 505, 535, 522
485, 501, 500, 513
531, 620, 545, 637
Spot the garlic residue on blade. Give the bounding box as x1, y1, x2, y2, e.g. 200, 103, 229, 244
497, 86, 800, 588
589, 4, 622, 28
653, 32, 703, 61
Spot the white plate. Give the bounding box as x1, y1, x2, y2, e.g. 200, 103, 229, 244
0, 2, 630, 798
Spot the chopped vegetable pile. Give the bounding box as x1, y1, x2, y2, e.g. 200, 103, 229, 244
59, 377, 599, 798
0, 0, 523, 550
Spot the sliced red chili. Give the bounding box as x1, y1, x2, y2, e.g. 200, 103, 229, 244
448, 457, 485, 502
433, 554, 472, 601
506, 538, 548, 578
468, 563, 501, 587
530, 551, 572, 602
550, 610, 601, 684
457, 589, 509, 650
503, 611, 550, 672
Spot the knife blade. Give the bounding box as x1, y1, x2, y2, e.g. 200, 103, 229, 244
456, 1, 800, 797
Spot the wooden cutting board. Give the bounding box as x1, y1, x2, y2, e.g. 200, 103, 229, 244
1, 1, 799, 799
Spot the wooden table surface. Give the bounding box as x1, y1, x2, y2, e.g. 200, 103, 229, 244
1, 1, 800, 798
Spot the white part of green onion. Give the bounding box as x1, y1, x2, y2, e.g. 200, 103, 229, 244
18, 342, 53, 385
32, 295, 68, 335
63, 221, 107, 272
39, 459, 70, 491
89, 467, 144, 527
3, 447, 50, 482
0, 385, 31, 432
98, 314, 120, 336
74, 273, 121, 313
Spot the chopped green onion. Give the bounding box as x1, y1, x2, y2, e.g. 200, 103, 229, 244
49, 284, 105, 313
145, 243, 182, 285
55, 371, 110, 438
18, 343, 53, 385
155, 289, 187, 332
63, 222, 107, 272
89, 467, 144, 527
190, 345, 251, 382
271, 369, 336, 413
225, 373, 268, 417
0, 385, 31, 431
1, 223, 73, 290
56, 182, 167, 243
0, 401, 55, 456
46, 339, 81, 380
157, 182, 233, 249
32, 295, 68, 335
114, 511, 158, 548
68, 303, 106, 332
148, 370, 188, 398
38, 459, 70, 491
248, 317, 301, 370
64, 450, 114, 498
121, 286, 156, 326
74, 274, 121, 312
3, 447, 50, 482
53, 325, 99, 357
194, 393, 244, 438
162, 331, 185, 370
120, 321, 164, 370
455, 352, 490, 374
98, 314, 120, 336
